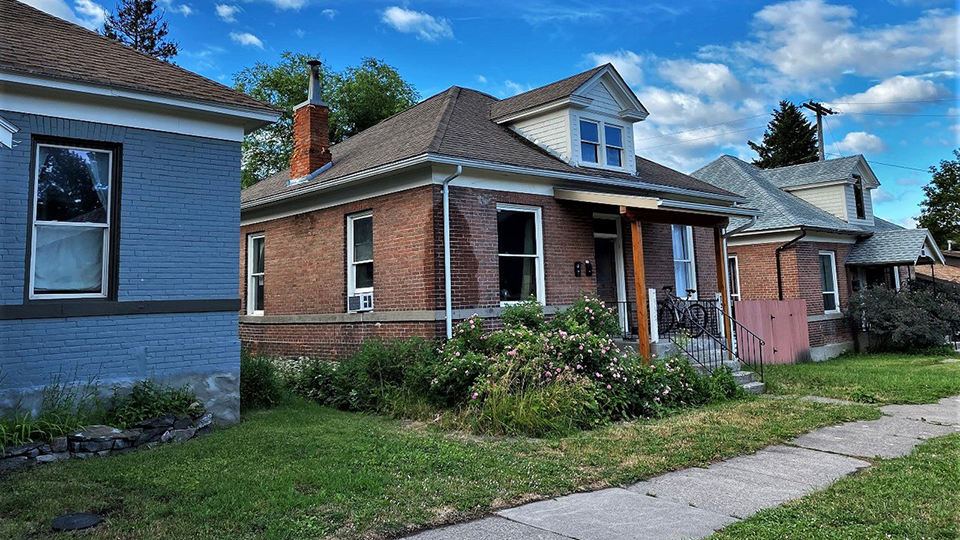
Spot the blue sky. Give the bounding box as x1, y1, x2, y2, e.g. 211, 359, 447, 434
28, 0, 960, 227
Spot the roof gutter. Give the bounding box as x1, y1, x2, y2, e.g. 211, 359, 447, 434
442, 165, 463, 339
776, 227, 807, 301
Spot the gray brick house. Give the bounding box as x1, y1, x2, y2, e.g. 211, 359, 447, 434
0, 0, 279, 422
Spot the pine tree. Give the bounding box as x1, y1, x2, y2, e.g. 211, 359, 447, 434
102, 0, 179, 62
748, 100, 819, 169
918, 149, 960, 248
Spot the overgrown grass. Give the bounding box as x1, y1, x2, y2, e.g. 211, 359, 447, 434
711, 433, 960, 540
764, 352, 960, 404
0, 397, 877, 540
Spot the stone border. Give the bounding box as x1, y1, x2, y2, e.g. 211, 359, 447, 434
0, 412, 212, 473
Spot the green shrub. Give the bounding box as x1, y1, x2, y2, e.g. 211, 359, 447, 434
105, 380, 197, 427
550, 294, 622, 337
847, 285, 960, 351
240, 351, 286, 410
500, 299, 545, 330
0, 374, 101, 448
468, 378, 599, 437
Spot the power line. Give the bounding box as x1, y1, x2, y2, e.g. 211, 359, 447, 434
835, 111, 959, 117
826, 98, 958, 105
825, 153, 929, 172
637, 124, 767, 150
823, 116, 843, 158
636, 113, 770, 142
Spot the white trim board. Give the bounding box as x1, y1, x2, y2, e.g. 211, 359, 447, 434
1, 75, 277, 141
0, 114, 18, 148
727, 230, 859, 247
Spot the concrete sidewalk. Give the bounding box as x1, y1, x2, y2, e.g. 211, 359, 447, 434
403, 395, 959, 540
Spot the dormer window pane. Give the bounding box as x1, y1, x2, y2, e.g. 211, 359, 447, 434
580, 120, 599, 164
605, 125, 623, 167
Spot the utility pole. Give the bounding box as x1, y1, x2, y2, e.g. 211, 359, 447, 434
802, 100, 836, 161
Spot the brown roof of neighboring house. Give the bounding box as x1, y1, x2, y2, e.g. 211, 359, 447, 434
241, 86, 741, 206
489, 65, 605, 120
0, 0, 277, 113
916, 264, 960, 285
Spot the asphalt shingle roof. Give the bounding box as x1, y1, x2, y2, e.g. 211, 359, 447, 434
242, 86, 738, 206
846, 229, 933, 265
0, 0, 276, 113
488, 66, 605, 120
691, 156, 865, 233
761, 155, 864, 189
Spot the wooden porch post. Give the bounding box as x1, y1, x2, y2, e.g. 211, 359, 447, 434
631, 219, 652, 363
714, 226, 734, 354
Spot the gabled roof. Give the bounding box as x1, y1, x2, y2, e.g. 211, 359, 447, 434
0, 0, 276, 114
846, 229, 944, 266
242, 86, 738, 206
762, 155, 876, 189
691, 156, 865, 234
488, 66, 605, 120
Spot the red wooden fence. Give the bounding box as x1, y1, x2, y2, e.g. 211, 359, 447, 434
734, 299, 811, 364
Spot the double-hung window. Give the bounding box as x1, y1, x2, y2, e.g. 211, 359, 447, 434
727, 255, 741, 302
246, 233, 265, 315
604, 125, 623, 167
819, 251, 840, 313
497, 204, 544, 304
579, 120, 600, 164
347, 211, 374, 311
30, 142, 116, 299
672, 225, 697, 299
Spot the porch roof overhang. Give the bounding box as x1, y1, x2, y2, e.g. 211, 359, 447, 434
845, 229, 945, 267
553, 188, 762, 228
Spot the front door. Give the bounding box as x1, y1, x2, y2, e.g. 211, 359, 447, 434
593, 215, 629, 334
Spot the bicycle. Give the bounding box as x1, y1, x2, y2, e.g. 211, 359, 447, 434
657, 286, 708, 338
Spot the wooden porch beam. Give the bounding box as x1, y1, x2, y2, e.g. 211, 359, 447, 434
714, 226, 734, 355
631, 220, 652, 363
620, 207, 729, 229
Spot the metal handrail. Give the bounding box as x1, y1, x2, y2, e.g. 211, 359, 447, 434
710, 303, 766, 381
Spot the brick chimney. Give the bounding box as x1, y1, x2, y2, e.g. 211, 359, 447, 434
290, 60, 332, 179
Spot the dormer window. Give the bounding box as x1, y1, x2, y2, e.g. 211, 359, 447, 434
853, 176, 866, 220
605, 125, 623, 167
579, 120, 600, 164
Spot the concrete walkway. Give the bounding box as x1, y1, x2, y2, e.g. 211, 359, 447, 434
403, 396, 959, 540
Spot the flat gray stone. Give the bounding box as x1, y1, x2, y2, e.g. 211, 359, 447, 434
630, 466, 813, 519
402, 517, 568, 539
845, 416, 958, 439
705, 445, 870, 489
792, 424, 923, 458
880, 400, 960, 427
498, 488, 736, 540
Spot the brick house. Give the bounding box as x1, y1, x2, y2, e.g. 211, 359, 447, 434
693, 155, 944, 360
240, 63, 761, 360
0, 0, 279, 422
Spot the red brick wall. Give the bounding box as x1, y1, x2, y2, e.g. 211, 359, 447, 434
729, 239, 855, 348
241, 321, 443, 358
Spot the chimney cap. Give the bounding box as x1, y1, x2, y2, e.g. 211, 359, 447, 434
298, 59, 328, 109
307, 59, 322, 68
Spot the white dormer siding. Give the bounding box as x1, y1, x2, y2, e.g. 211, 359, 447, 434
789, 184, 849, 220
571, 80, 637, 175
511, 108, 571, 161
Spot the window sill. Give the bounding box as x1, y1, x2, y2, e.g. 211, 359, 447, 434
809, 311, 844, 322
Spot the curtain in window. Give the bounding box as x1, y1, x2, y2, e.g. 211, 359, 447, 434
672, 225, 694, 297
520, 216, 535, 297
34, 226, 104, 293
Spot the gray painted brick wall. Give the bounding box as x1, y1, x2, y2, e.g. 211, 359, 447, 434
0, 111, 242, 420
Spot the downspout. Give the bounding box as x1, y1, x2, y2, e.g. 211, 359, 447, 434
776, 227, 807, 301
442, 165, 463, 339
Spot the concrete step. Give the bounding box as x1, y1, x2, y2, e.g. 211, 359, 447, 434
741, 381, 766, 395
732, 370, 755, 385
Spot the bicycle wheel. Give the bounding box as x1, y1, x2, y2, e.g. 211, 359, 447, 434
683, 304, 708, 338
657, 303, 676, 335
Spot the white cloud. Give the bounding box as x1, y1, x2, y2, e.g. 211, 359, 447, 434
22, 0, 107, 29
658, 60, 741, 97
293, 28, 306, 38
321, 8, 336, 19
828, 75, 952, 113
584, 50, 643, 86
158, 0, 192, 16
229, 31, 264, 48
476, 75, 487, 84
836, 131, 889, 155
215, 4, 240, 22
381, 6, 453, 42
261, 0, 308, 8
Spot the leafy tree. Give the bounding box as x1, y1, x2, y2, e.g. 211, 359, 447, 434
102, 0, 179, 61
918, 149, 960, 249
235, 53, 419, 188
748, 100, 819, 169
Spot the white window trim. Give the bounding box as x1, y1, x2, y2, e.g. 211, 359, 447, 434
819, 250, 841, 314
346, 211, 374, 311
672, 225, 698, 300
246, 233, 265, 316
576, 115, 628, 172
727, 254, 741, 302
497, 203, 546, 306
29, 143, 113, 300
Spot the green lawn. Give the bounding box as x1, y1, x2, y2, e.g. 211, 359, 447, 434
0, 397, 876, 540
711, 433, 960, 540
764, 352, 960, 404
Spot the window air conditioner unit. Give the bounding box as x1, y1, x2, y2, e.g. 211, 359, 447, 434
348, 292, 374, 312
